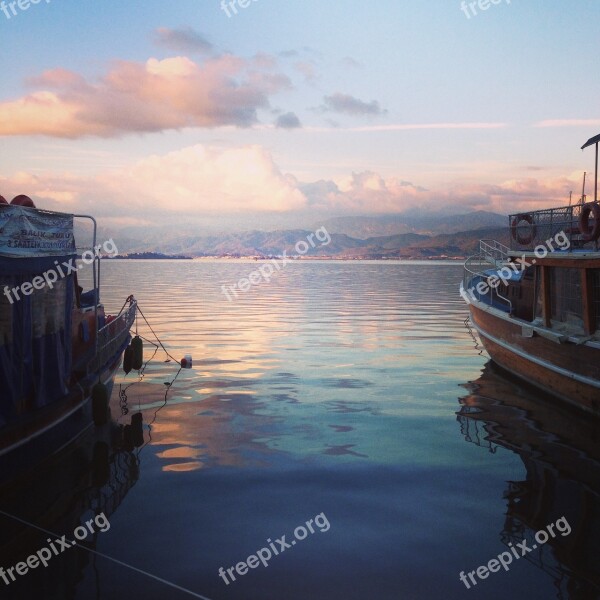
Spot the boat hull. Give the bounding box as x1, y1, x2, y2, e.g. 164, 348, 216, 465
467, 301, 600, 416
0, 354, 123, 485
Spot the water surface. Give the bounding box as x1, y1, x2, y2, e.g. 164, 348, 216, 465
1, 261, 598, 600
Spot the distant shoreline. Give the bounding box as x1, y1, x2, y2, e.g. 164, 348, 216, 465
109, 255, 466, 261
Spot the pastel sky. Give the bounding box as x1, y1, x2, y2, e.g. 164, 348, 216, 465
1, 0, 600, 230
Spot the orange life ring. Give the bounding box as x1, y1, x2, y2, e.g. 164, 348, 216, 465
579, 202, 600, 242
510, 213, 536, 245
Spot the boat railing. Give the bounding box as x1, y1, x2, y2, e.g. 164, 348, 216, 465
479, 239, 509, 266
463, 253, 512, 313
88, 300, 137, 375
508, 200, 600, 252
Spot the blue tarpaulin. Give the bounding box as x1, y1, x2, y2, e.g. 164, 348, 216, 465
0, 206, 76, 426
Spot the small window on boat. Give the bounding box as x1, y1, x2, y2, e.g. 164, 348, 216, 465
549, 268, 584, 334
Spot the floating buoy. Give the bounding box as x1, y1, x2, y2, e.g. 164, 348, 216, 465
131, 335, 143, 370
181, 354, 192, 369
10, 194, 36, 208
92, 382, 109, 426
123, 344, 133, 374
131, 412, 144, 447
0, 195, 7, 205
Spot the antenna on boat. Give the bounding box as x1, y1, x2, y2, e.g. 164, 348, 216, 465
569, 191, 572, 207
581, 172, 587, 205
581, 133, 600, 202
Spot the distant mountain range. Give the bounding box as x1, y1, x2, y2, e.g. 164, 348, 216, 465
88, 210, 510, 259
318, 210, 507, 239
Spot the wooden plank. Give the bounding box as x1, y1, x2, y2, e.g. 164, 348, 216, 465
523, 257, 600, 269
469, 304, 600, 414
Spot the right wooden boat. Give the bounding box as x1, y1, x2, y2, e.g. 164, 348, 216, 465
461, 134, 600, 416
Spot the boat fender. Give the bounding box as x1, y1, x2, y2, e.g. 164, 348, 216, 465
510, 213, 536, 245
92, 382, 109, 426
131, 335, 143, 370
123, 344, 133, 374
0, 195, 7, 204
10, 194, 36, 208
579, 202, 600, 242
131, 412, 144, 447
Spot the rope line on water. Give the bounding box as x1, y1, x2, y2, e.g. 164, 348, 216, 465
135, 303, 180, 364
0, 509, 214, 600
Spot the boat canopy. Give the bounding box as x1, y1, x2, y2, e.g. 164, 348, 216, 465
581, 133, 600, 150
0, 205, 77, 424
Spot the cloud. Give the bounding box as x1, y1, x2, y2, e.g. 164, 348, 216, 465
98, 145, 308, 215
300, 172, 427, 213
0, 55, 292, 138
535, 119, 600, 128
305, 122, 507, 132
0, 145, 307, 217
154, 27, 213, 54
319, 93, 386, 116
294, 61, 318, 82
275, 112, 302, 129
0, 146, 583, 224
340, 57, 362, 69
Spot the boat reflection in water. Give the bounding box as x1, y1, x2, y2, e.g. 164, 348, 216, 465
0, 415, 141, 599
457, 362, 600, 599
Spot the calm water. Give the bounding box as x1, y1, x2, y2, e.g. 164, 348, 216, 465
1, 261, 599, 600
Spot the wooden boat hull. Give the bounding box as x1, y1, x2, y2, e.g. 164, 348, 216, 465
467, 300, 600, 416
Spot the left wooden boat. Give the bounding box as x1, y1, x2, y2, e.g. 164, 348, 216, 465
0, 195, 136, 483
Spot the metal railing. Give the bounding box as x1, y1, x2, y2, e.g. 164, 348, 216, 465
88, 300, 137, 375
508, 200, 600, 251
463, 246, 512, 313
479, 239, 509, 266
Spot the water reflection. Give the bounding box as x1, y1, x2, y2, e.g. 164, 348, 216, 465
0, 420, 140, 599
457, 362, 600, 599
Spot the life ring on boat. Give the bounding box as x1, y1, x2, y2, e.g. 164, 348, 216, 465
510, 213, 536, 245
579, 202, 600, 242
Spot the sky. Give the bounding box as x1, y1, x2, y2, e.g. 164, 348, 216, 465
1, 0, 600, 231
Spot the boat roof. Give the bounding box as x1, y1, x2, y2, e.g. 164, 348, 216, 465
582, 133, 600, 150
